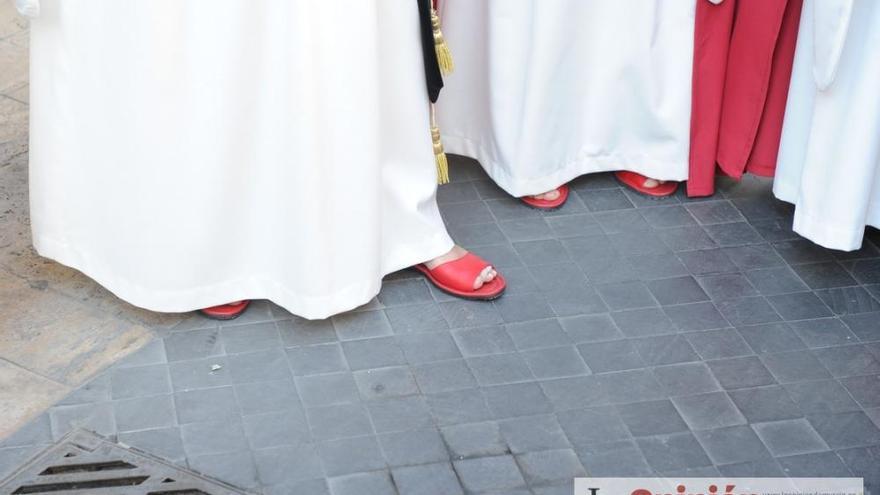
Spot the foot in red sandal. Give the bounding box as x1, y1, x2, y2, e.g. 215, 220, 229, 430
414, 246, 506, 300
615, 171, 678, 197
521, 185, 570, 210
200, 300, 251, 320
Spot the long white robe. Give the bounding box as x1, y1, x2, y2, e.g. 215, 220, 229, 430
28, 0, 454, 319
436, 1, 696, 197
774, 0, 880, 251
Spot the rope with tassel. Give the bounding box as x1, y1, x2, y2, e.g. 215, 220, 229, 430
430, 104, 450, 184
430, 0, 453, 184
431, 6, 454, 75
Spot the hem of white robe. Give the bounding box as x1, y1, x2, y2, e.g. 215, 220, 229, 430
790, 207, 879, 252
32, 233, 455, 320
443, 134, 689, 198
774, 181, 879, 252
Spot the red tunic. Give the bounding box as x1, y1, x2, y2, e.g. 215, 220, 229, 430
688, 0, 803, 197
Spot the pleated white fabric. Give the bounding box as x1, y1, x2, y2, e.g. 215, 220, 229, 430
436, 0, 696, 197
28, 0, 454, 319
774, 0, 880, 251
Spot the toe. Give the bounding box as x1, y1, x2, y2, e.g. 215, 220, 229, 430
643, 178, 660, 188
529, 189, 560, 202
543, 189, 561, 201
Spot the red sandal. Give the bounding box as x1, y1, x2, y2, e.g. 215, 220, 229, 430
520, 185, 570, 210
615, 171, 678, 197
200, 300, 251, 320
414, 253, 506, 300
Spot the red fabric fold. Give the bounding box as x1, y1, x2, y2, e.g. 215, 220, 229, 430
688, 0, 803, 197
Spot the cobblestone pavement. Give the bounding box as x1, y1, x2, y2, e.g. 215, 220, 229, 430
2, 157, 879, 494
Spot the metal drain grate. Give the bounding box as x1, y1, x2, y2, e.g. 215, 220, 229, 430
0, 430, 251, 495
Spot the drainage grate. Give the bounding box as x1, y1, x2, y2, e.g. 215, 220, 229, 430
0, 430, 251, 495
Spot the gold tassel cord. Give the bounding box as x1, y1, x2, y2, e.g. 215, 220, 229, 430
431, 7, 454, 75
430, 104, 450, 184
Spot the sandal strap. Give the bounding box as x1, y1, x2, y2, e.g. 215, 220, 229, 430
428, 253, 491, 293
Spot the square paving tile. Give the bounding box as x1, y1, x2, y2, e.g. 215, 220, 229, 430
842, 312, 880, 342
341, 337, 406, 371
807, 411, 880, 449
707, 356, 776, 390
109, 365, 171, 400
744, 266, 809, 295
367, 396, 433, 434
612, 308, 677, 337
737, 323, 806, 354
792, 262, 858, 289
693, 425, 771, 465
557, 406, 630, 446
647, 276, 709, 306
775, 451, 852, 477
453, 455, 527, 493
379, 429, 447, 467
576, 440, 653, 476
783, 379, 861, 415
840, 374, 880, 409
243, 410, 309, 449
817, 287, 880, 315
523, 346, 590, 379
632, 334, 700, 366
767, 292, 833, 321
686, 329, 753, 360
636, 432, 713, 472
515, 449, 586, 486
789, 318, 858, 348
597, 281, 657, 310
220, 322, 282, 354
577, 340, 642, 374
672, 392, 746, 430
617, 399, 689, 437
728, 385, 802, 423
296, 372, 360, 407
715, 297, 780, 326
665, 302, 730, 332
327, 471, 396, 495
318, 435, 386, 476
723, 244, 786, 270
441, 421, 506, 459
392, 463, 464, 495
652, 362, 721, 396
813, 345, 880, 378
760, 350, 832, 383
174, 386, 240, 424
698, 273, 759, 300
451, 325, 515, 357
752, 419, 828, 456
540, 376, 609, 411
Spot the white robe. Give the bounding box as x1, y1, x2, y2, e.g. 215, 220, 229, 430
774, 0, 880, 251
28, 0, 454, 319
436, 0, 696, 197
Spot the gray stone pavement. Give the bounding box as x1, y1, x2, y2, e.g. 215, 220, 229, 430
2, 157, 879, 494
2, 3, 880, 493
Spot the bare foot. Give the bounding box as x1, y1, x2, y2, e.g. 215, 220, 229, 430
425, 245, 497, 289
642, 178, 666, 188
528, 188, 561, 201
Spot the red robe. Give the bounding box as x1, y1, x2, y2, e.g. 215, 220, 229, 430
688, 0, 803, 197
